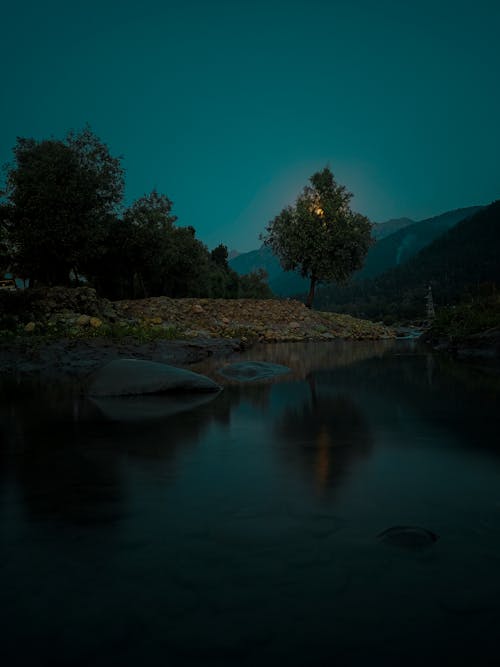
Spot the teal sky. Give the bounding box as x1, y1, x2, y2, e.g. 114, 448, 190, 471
1, 0, 499, 251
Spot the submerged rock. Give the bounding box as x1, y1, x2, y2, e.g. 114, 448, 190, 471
218, 361, 290, 382
89, 358, 221, 396
377, 525, 438, 549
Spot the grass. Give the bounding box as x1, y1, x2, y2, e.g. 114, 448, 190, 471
0, 320, 186, 343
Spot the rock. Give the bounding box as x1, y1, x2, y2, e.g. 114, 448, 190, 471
218, 361, 291, 382
288, 321, 301, 329
89, 317, 102, 328
192, 304, 204, 313
91, 392, 218, 421
377, 525, 438, 549
89, 358, 222, 396
24, 321, 36, 333
77, 314, 91, 327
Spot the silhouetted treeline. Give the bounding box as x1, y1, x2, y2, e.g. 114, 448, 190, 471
0, 127, 272, 300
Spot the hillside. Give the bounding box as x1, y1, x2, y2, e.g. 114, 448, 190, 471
314, 201, 500, 320
230, 206, 481, 297
356, 206, 482, 280
371, 217, 414, 240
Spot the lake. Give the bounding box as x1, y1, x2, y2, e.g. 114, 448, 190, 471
1, 341, 500, 666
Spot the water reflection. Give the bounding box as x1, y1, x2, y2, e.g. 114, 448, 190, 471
0, 380, 226, 526
191, 339, 396, 384
2, 342, 500, 666
276, 373, 372, 493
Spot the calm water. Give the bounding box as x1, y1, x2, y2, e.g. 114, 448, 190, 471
1, 341, 500, 666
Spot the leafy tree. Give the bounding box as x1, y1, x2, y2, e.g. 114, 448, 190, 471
0, 203, 13, 276
237, 269, 273, 298
92, 190, 214, 299
2, 126, 124, 286
122, 190, 177, 297
207, 243, 240, 298
261, 167, 372, 308
210, 243, 230, 269
162, 225, 212, 297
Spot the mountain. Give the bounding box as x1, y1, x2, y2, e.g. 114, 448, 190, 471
314, 201, 500, 320
371, 217, 414, 240
229, 206, 482, 296
357, 206, 482, 280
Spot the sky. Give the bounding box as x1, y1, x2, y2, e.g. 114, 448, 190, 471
1, 0, 499, 252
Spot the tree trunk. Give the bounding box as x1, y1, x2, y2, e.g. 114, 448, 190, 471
305, 276, 317, 309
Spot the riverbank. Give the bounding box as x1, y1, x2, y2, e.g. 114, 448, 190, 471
420, 296, 500, 360
0, 287, 395, 377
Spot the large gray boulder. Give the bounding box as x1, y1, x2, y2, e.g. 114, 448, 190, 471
91, 393, 218, 421
89, 358, 221, 396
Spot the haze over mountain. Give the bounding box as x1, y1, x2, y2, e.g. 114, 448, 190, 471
229, 206, 482, 297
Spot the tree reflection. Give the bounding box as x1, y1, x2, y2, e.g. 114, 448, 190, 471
276, 373, 373, 494
0, 380, 237, 527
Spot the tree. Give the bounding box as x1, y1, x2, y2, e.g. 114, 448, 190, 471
98, 190, 213, 299
238, 269, 273, 298
261, 167, 372, 308
0, 203, 13, 276
2, 126, 124, 285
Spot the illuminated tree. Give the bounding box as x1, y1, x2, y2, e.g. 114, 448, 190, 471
261, 167, 372, 308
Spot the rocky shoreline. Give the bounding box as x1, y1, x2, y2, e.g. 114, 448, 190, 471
0, 287, 395, 378
0, 336, 244, 378
420, 325, 500, 361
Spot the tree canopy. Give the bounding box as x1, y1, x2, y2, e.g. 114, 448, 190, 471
0, 127, 273, 300
261, 167, 372, 307
2, 126, 124, 285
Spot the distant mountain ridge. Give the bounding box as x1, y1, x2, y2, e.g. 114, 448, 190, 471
314, 201, 500, 319
229, 206, 482, 296
357, 206, 483, 280
371, 217, 414, 240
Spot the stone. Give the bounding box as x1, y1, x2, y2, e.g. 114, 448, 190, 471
192, 304, 204, 313
288, 321, 301, 329
91, 392, 218, 421
89, 358, 222, 396
218, 361, 290, 382
76, 314, 91, 326
89, 317, 102, 328
24, 321, 36, 333
377, 526, 438, 549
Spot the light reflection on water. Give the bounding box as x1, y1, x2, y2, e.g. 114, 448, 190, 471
1, 341, 500, 666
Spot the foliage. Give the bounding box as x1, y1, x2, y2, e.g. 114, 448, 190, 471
261, 167, 372, 307
0, 204, 11, 275
86, 194, 267, 301
0, 317, 185, 342
237, 269, 273, 298
1, 127, 276, 301
2, 126, 124, 286
430, 291, 500, 340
